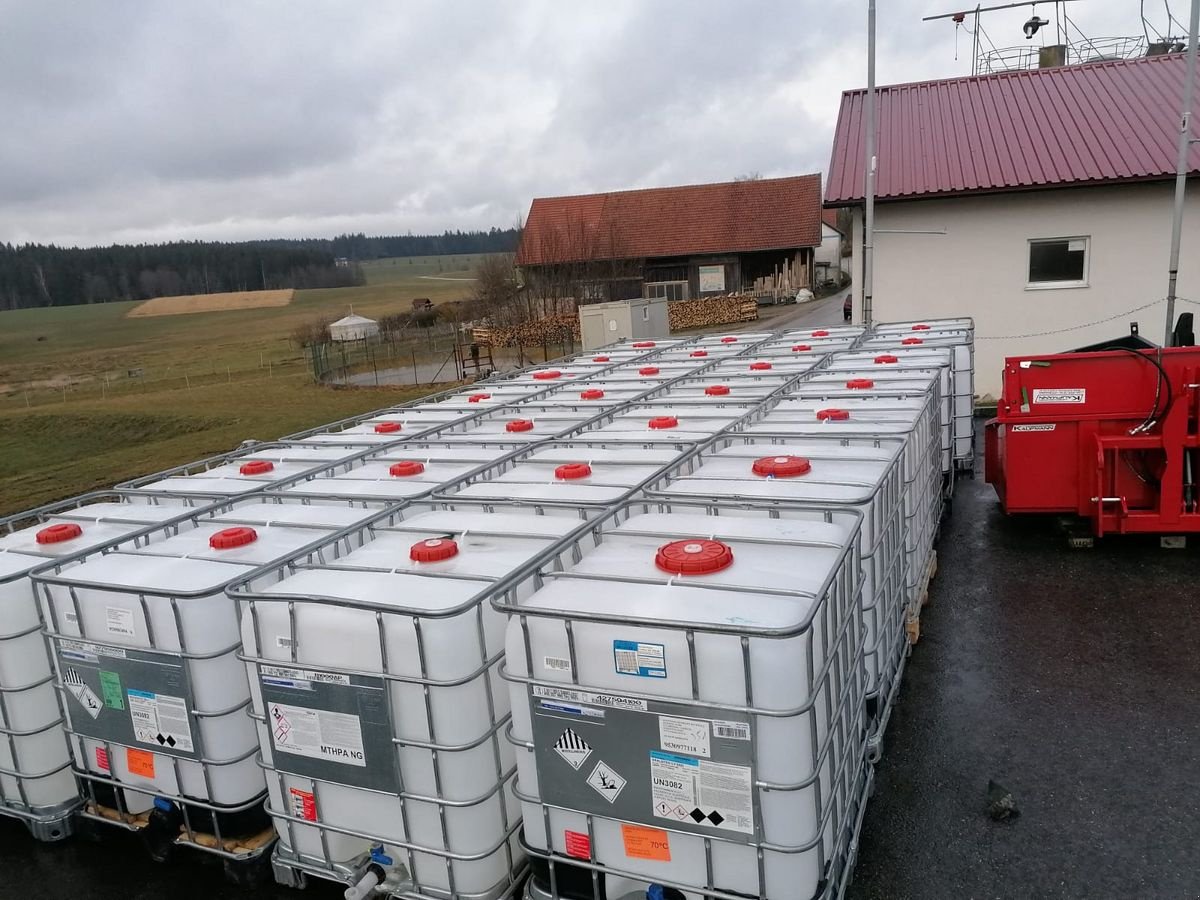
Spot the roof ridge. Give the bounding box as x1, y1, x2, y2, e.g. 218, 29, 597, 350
838, 51, 1183, 98
526, 173, 821, 205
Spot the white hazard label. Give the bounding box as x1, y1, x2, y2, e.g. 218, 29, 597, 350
105, 606, 136, 637
128, 689, 195, 752
586, 760, 626, 803
63, 668, 102, 720
270, 702, 366, 767
659, 716, 711, 758
649, 751, 754, 834
553, 728, 593, 770
1032, 388, 1086, 404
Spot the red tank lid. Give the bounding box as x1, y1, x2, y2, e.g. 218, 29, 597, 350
655, 539, 734, 575
751, 455, 812, 478
410, 538, 459, 562
209, 526, 258, 550
36, 522, 83, 545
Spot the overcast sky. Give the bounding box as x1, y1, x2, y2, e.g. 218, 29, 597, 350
0, 0, 1157, 247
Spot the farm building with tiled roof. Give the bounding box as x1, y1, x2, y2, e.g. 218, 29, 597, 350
517, 174, 823, 303
826, 51, 1200, 397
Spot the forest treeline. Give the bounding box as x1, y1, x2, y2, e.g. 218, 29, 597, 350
0, 227, 520, 310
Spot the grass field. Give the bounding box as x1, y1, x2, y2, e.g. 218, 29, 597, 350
0, 253, 494, 515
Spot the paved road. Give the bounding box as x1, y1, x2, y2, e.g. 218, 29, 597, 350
760, 286, 850, 331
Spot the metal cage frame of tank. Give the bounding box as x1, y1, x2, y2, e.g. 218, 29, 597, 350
495, 497, 870, 900
0, 491, 220, 842
229, 499, 605, 900
32, 494, 400, 863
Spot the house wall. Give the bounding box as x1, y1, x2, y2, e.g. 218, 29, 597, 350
847, 182, 1200, 398
813, 224, 845, 274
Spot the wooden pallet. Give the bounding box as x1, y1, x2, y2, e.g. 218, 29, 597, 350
905, 551, 938, 645
87, 802, 274, 855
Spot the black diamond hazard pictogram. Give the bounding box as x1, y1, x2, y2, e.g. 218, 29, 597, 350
156, 733, 167, 745
689, 807, 706, 823
707, 810, 725, 827
166, 735, 176, 748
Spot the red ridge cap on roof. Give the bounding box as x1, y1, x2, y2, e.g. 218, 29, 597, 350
516, 174, 824, 266
825, 53, 1200, 206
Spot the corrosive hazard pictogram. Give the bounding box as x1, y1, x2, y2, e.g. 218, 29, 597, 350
553, 728, 592, 770
586, 760, 626, 803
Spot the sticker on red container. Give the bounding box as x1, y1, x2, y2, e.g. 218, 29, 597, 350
290, 787, 317, 822
564, 830, 592, 860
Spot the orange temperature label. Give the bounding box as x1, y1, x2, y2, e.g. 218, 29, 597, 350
621, 824, 671, 861
126, 748, 155, 778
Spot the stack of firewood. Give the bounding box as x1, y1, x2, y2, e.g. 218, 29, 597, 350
472, 313, 580, 347
668, 294, 759, 331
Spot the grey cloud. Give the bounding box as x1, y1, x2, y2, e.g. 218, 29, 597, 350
0, 0, 1136, 246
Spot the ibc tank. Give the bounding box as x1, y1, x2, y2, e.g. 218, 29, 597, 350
232, 503, 589, 898
646, 435, 906, 711
117, 442, 371, 500
283, 406, 477, 446
441, 442, 687, 516
502, 501, 867, 900
583, 404, 759, 446
0, 493, 203, 839
33, 496, 394, 854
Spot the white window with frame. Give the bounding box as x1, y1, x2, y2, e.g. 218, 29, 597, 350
1027, 236, 1089, 289
645, 281, 688, 302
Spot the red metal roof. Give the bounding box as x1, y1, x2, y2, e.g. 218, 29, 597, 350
826, 53, 1200, 205
516, 174, 823, 266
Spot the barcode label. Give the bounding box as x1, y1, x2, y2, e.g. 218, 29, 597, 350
543, 656, 572, 672
614, 649, 639, 672
713, 720, 750, 741
276, 636, 294, 649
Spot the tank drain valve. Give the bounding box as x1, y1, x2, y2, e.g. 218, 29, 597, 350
345, 847, 400, 900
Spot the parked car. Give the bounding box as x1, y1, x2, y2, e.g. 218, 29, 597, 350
843, 293, 852, 321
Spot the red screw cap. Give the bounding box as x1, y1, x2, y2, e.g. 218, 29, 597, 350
791, 344, 811, 352
648, 415, 679, 430
817, 408, 850, 421
902, 337, 924, 345
468, 393, 491, 403
36, 522, 83, 545
720, 336, 738, 343
533, 370, 562, 380
592, 355, 610, 362
655, 539, 734, 575
639, 366, 660, 376
374, 421, 402, 434
912, 324, 931, 331
752, 455, 812, 478
555, 462, 592, 480
812, 330, 830, 337
239, 460, 275, 475
874, 354, 899, 364
705, 384, 730, 396
389, 460, 426, 477
749, 361, 772, 371
846, 378, 875, 389
410, 538, 459, 562
506, 419, 535, 432
209, 526, 258, 550
632, 341, 656, 348
580, 388, 605, 400
690, 350, 709, 358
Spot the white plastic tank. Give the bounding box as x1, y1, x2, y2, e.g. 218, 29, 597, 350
538, 380, 665, 407
704, 357, 824, 378
233, 504, 587, 898
646, 435, 906, 703
782, 325, 866, 340
34, 496, 394, 838
442, 443, 686, 515
0, 494, 202, 838
426, 385, 544, 411
283, 406, 476, 446
427, 404, 613, 445
650, 344, 748, 362
505, 365, 617, 387
655, 374, 797, 404
272, 443, 524, 503
859, 330, 975, 465
599, 361, 714, 382
118, 443, 369, 500
503, 503, 867, 900
583, 404, 759, 445
755, 336, 858, 356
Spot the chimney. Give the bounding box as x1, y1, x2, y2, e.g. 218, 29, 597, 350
1039, 44, 1067, 68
